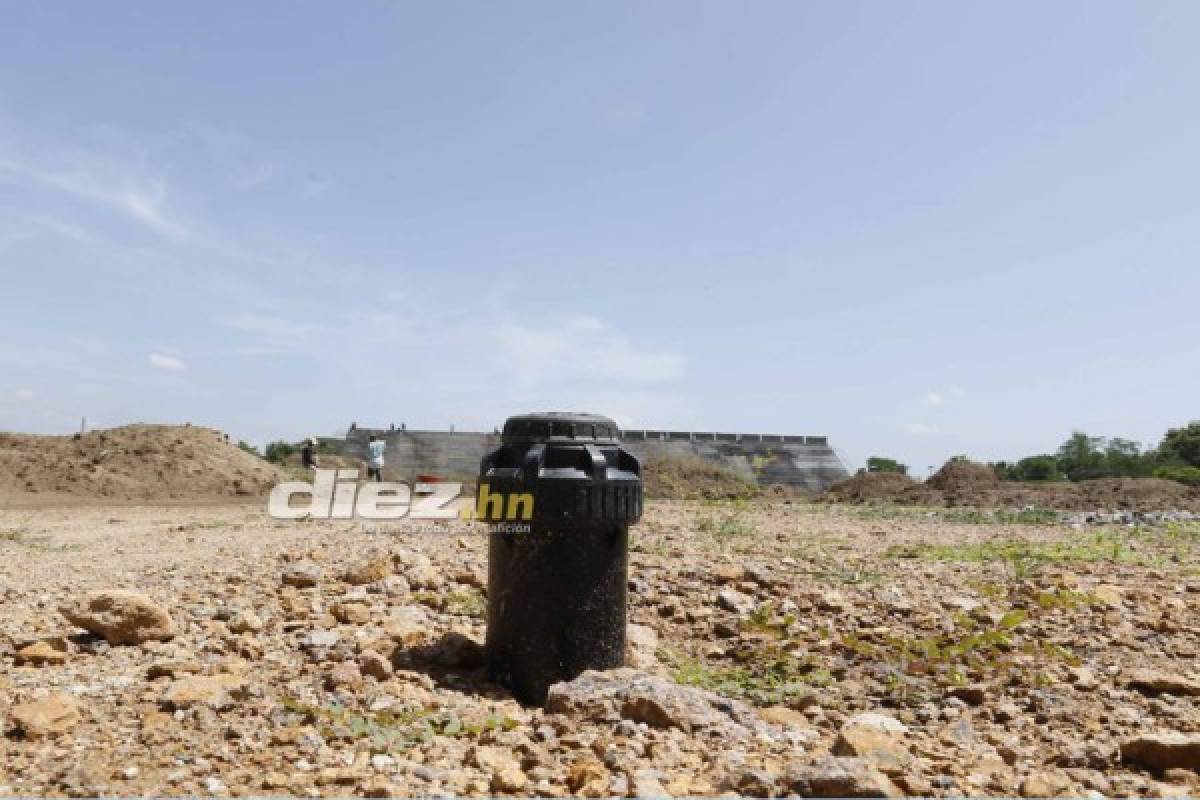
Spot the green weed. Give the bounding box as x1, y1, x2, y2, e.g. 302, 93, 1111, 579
280, 697, 516, 751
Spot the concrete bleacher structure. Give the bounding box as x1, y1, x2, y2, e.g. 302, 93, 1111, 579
338, 424, 849, 492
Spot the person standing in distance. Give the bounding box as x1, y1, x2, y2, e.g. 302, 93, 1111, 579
366, 434, 386, 482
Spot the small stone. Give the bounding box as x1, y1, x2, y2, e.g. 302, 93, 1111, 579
833, 712, 911, 765
1020, 769, 1074, 797
471, 745, 528, 792
14, 640, 67, 666
343, 554, 392, 585
625, 623, 659, 668
717, 588, 755, 615
228, 610, 263, 633
9, 693, 81, 738
325, 663, 363, 691
948, 684, 988, 706
783, 756, 901, 797
161, 674, 246, 711
359, 650, 393, 680
305, 630, 339, 649
1092, 584, 1124, 607
283, 561, 321, 588
331, 602, 371, 625
566, 758, 609, 797
383, 607, 430, 647
759, 705, 813, 729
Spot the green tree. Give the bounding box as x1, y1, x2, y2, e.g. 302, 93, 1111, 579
866, 456, 908, 475
264, 440, 296, 464
1103, 437, 1154, 477
237, 440, 261, 457
1159, 421, 1200, 468
1055, 432, 1106, 481
1154, 465, 1200, 487
1013, 455, 1063, 482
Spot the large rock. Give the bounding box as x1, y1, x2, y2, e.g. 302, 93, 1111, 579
60, 590, 175, 645
1121, 733, 1200, 771
782, 756, 901, 797
9, 693, 81, 738
545, 668, 766, 738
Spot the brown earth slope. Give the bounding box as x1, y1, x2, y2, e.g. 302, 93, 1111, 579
0, 425, 287, 505
823, 467, 1200, 511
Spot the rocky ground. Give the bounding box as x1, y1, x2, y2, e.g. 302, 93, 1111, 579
0, 499, 1198, 797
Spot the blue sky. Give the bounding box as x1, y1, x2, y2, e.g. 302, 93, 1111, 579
2, 2, 1198, 473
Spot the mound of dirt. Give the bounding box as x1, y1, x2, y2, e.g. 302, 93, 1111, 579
0, 424, 288, 504
822, 471, 917, 503
644, 455, 758, 501
927, 459, 1001, 492
823, 466, 1200, 512
1039, 478, 1200, 513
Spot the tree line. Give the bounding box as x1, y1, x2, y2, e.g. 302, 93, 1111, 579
869, 421, 1200, 487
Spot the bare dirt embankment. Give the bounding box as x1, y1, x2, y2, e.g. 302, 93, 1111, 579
0, 425, 288, 507
643, 455, 759, 501
824, 460, 1200, 511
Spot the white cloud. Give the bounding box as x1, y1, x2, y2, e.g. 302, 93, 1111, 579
220, 312, 327, 355
149, 353, 186, 371
906, 422, 940, 435
15, 388, 34, 401
491, 315, 685, 385
925, 385, 968, 405
0, 146, 187, 240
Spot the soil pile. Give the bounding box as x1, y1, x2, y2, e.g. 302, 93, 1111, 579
927, 459, 1001, 492
644, 455, 758, 500
821, 471, 917, 503
0, 425, 288, 504
822, 465, 1200, 512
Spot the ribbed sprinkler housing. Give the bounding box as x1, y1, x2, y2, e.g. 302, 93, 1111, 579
478, 412, 642, 705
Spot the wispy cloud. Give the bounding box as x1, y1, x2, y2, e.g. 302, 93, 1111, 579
924, 385, 967, 405
220, 312, 328, 355
0, 144, 187, 240
149, 353, 186, 371
491, 315, 685, 385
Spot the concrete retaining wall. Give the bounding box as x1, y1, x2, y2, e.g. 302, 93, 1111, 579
339, 426, 849, 491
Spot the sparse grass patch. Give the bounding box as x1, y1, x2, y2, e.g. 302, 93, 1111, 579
0, 518, 80, 552
695, 506, 758, 553
281, 697, 515, 751
444, 588, 486, 618
845, 505, 1060, 525
665, 603, 833, 706
666, 646, 831, 707
831, 607, 1079, 703
887, 524, 1199, 576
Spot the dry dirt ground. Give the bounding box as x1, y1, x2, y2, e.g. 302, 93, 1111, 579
0, 498, 1198, 797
